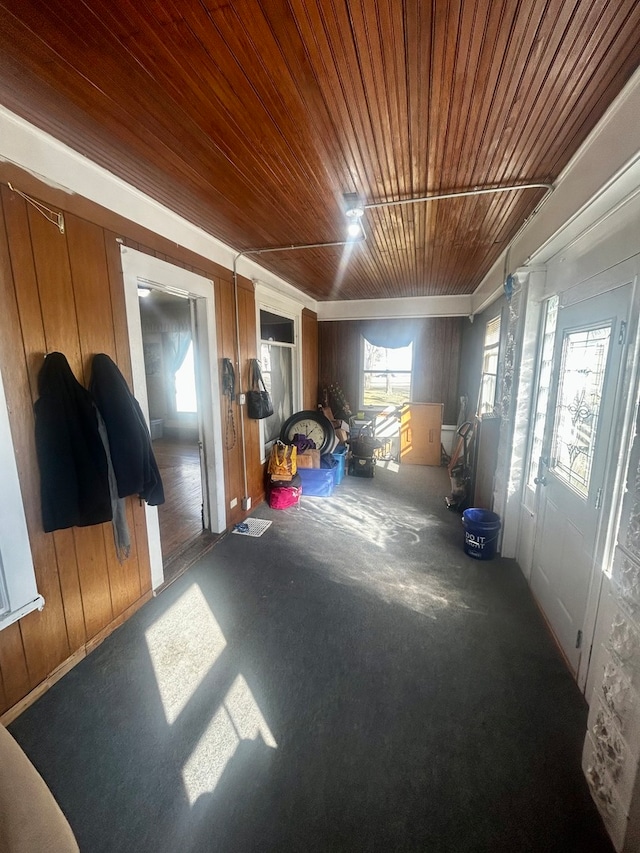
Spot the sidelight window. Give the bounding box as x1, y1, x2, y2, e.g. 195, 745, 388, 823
527, 296, 559, 490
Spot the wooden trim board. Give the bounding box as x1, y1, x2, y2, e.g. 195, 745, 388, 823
0, 591, 152, 726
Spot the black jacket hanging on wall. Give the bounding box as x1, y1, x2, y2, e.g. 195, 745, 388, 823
34, 352, 113, 532
89, 353, 165, 506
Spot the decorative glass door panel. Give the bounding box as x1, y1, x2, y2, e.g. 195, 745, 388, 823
549, 325, 612, 499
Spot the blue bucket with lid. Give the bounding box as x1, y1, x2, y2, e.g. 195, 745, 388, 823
462, 508, 501, 560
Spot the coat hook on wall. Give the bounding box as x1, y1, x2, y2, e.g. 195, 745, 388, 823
7, 182, 65, 234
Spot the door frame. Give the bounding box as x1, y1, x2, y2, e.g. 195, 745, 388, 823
512, 258, 640, 694
120, 247, 226, 592
254, 283, 303, 461
531, 281, 632, 677
574, 272, 640, 691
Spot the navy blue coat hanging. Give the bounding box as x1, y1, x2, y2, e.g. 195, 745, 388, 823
89, 354, 164, 506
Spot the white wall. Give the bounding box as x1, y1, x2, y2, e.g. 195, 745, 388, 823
508, 177, 640, 853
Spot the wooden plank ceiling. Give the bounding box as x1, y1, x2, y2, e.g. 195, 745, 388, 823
0, 0, 638, 302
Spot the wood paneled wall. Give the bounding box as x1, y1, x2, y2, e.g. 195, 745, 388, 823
302, 308, 319, 410
0, 164, 264, 719
318, 318, 462, 423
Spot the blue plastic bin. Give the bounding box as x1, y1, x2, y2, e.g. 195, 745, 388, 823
333, 446, 348, 485
298, 467, 335, 497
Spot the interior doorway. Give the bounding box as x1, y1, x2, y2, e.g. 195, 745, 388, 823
138, 289, 209, 584
120, 247, 226, 592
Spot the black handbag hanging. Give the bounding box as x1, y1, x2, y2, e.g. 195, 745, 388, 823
247, 358, 274, 419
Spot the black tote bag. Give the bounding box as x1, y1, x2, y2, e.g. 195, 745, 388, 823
247, 359, 274, 419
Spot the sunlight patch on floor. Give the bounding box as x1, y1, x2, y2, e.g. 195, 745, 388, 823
298, 491, 437, 552
181, 674, 277, 805
331, 559, 483, 619
375, 459, 400, 473
295, 493, 479, 617
145, 583, 227, 724
182, 704, 238, 805
144, 583, 277, 805
225, 675, 277, 747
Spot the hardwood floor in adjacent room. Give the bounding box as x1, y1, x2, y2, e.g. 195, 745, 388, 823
153, 434, 203, 560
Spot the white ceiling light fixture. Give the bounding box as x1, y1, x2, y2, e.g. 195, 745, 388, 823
138, 286, 152, 298
342, 192, 365, 238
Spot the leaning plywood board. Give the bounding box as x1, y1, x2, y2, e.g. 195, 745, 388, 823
400, 403, 443, 465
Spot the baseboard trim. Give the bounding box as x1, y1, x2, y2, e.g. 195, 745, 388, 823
528, 588, 579, 684
0, 591, 152, 726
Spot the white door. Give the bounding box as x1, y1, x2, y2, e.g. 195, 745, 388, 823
530, 283, 631, 675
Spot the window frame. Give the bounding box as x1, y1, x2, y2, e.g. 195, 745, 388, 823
524, 295, 559, 499
259, 337, 296, 446
0, 363, 44, 631
254, 287, 301, 460
478, 314, 502, 416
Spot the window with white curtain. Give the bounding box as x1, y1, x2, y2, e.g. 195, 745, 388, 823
175, 340, 197, 413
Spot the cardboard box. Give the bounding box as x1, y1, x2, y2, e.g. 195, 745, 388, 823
321, 407, 350, 433
321, 406, 336, 422
335, 428, 349, 444
296, 449, 320, 468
